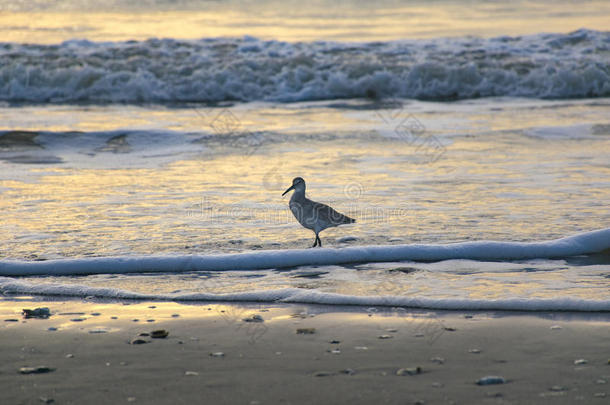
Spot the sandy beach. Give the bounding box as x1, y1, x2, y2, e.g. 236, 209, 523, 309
1, 299, 608, 405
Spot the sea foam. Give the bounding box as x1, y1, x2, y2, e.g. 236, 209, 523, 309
1, 227, 608, 276
1, 29, 608, 103
0, 278, 608, 311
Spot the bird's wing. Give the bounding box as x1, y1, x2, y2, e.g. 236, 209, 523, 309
312, 201, 355, 225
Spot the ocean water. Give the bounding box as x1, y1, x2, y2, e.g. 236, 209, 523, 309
1, 0, 609, 311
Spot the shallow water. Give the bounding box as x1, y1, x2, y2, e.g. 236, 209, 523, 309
1, 99, 609, 259
1, 0, 609, 310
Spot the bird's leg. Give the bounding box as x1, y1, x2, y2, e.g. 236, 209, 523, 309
316, 234, 322, 247
311, 235, 318, 248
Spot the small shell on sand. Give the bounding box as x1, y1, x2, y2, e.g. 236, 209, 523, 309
476, 376, 506, 385
378, 334, 393, 339
396, 367, 422, 376
573, 359, 588, 365
469, 348, 481, 354
19, 366, 55, 374
209, 352, 225, 357
184, 371, 199, 376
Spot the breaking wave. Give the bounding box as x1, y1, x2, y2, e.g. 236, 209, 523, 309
1, 29, 608, 104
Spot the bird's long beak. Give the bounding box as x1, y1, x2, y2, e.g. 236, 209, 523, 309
282, 185, 295, 196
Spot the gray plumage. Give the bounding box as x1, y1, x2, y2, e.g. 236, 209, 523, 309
282, 177, 355, 247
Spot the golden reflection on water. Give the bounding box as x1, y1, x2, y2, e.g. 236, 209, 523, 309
2, 128, 610, 259
3, 1, 610, 44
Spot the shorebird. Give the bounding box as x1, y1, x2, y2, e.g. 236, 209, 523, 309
282, 177, 355, 247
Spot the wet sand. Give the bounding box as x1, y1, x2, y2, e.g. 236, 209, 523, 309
1, 300, 608, 404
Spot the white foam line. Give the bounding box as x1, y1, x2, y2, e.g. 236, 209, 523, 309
1, 228, 609, 276
0, 278, 608, 311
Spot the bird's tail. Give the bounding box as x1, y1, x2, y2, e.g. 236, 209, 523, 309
343, 215, 356, 224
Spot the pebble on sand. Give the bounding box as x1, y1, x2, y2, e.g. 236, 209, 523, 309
22, 308, 51, 319
19, 366, 55, 374
151, 329, 169, 339
313, 371, 334, 377
296, 328, 316, 334
184, 371, 199, 376
378, 334, 393, 339
476, 376, 506, 385
396, 367, 422, 376
573, 359, 587, 365
430, 357, 445, 364
242, 314, 264, 323
209, 352, 225, 357
130, 338, 149, 345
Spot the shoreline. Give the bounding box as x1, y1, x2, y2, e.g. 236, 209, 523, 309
1, 299, 608, 404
